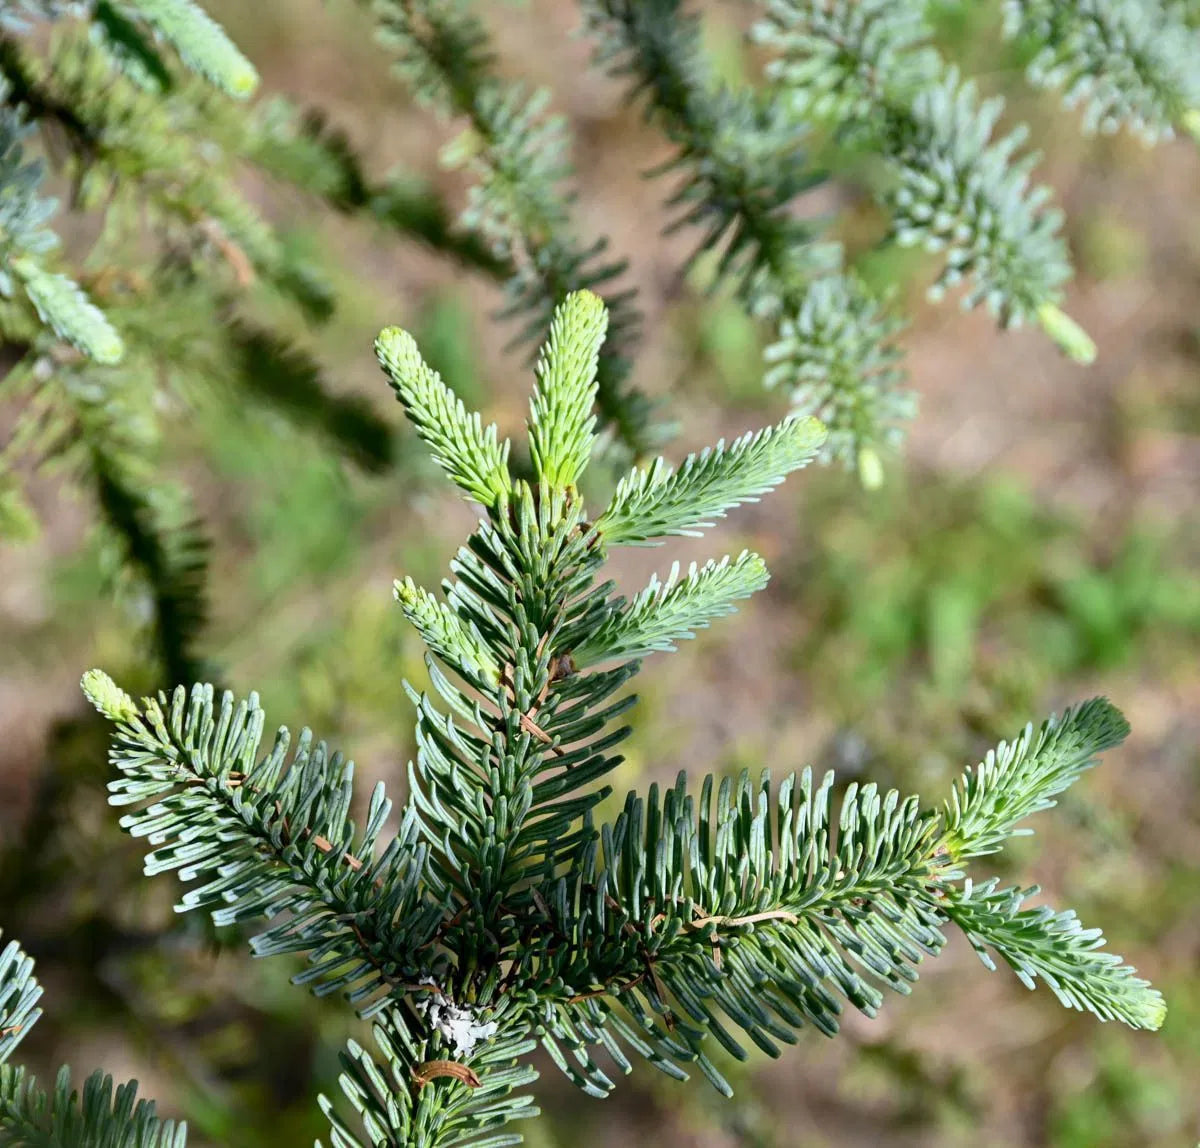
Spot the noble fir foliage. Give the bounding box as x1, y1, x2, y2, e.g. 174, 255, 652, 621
754, 0, 1080, 344
0, 0, 258, 366
752, 0, 1199, 344
370, 0, 1200, 481
57, 293, 1164, 1148
1001, 0, 1200, 143
0, 0, 501, 680
578, 0, 912, 479
367, 0, 659, 460
6, 1, 1200, 680
1, 931, 186, 1145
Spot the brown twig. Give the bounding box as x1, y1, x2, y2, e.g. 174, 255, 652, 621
312, 833, 365, 872
686, 909, 799, 930
566, 969, 648, 1004
411, 1059, 482, 1090
196, 218, 255, 287
501, 658, 566, 757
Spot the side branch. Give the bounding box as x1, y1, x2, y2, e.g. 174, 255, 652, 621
82, 673, 446, 1015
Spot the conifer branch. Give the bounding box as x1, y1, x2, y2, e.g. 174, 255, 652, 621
1, 930, 186, 1147
367, 0, 659, 460
1002, 0, 1200, 144
81, 672, 447, 1016
0, 937, 42, 1065
83, 292, 1165, 1142
755, 0, 1087, 357
225, 99, 510, 277
90, 448, 211, 688
939, 698, 1131, 862
395, 577, 503, 691
0, 89, 125, 363
318, 1009, 538, 1148
0, 326, 209, 679
945, 880, 1166, 1029
376, 325, 511, 507
227, 322, 396, 475
762, 276, 910, 482
125, 0, 258, 98
597, 415, 825, 546
528, 290, 607, 493
572, 552, 769, 667
7, 0, 255, 99
0, 30, 317, 333
9, 256, 124, 363
0, 1, 510, 682
534, 699, 1161, 1091
578, 0, 914, 470
0, 1067, 187, 1148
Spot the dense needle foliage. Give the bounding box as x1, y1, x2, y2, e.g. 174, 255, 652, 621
2, 1, 1189, 1143
0, 292, 1163, 1147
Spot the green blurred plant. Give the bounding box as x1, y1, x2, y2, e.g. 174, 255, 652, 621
365, 0, 1200, 483
1, 928, 186, 1146
0, 2, 500, 679
789, 473, 1200, 712
6, 0, 1200, 680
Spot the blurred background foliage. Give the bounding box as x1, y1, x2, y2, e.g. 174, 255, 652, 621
2, 1, 1199, 1145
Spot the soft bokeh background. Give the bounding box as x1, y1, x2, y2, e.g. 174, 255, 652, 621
3, 2, 1199, 1145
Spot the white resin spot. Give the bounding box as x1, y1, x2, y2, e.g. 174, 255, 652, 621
415, 978, 499, 1057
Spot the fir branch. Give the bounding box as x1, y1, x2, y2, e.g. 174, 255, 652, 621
0, 90, 58, 260
0, 324, 208, 679
318, 1009, 538, 1148
762, 276, 911, 477
398, 483, 621, 894
85, 292, 1165, 1139
1, 32, 314, 315
92, 0, 176, 92
376, 324, 511, 507
756, 0, 1086, 355
0, 1066, 188, 1148
15, 318, 210, 682
82, 672, 447, 1016
939, 697, 1131, 862
597, 415, 826, 546
0, 936, 42, 1065
579, 0, 913, 470
581, 0, 823, 295
375, 295, 785, 921
572, 552, 769, 667
0, 86, 124, 361
90, 450, 211, 688
528, 290, 607, 493
229, 100, 510, 277
0, 8, 441, 684
531, 700, 1159, 1090
228, 322, 396, 475
124, 0, 257, 98
533, 768, 947, 1090
395, 576, 503, 690
895, 72, 1073, 333
945, 880, 1166, 1029
368, 0, 659, 460
1003, 0, 1200, 144
9, 256, 124, 363
0, 930, 186, 1147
